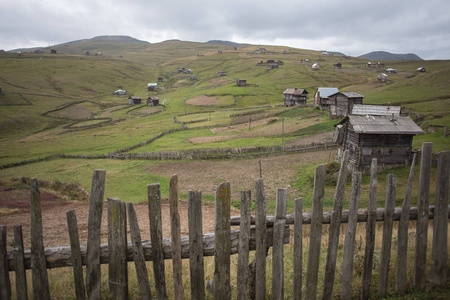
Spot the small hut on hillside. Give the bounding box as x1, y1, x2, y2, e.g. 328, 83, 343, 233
236, 79, 247, 86
386, 68, 397, 74
312, 63, 320, 70
378, 73, 388, 82
217, 71, 226, 76
417, 67, 426, 72
283, 88, 308, 106
333, 63, 342, 69
147, 83, 158, 91
128, 96, 142, 105
147, 97, 159, 106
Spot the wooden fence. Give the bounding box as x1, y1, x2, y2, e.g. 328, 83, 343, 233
1, 144, 449, 299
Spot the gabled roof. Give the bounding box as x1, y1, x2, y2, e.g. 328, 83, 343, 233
283, 88, 308, 95
352, 104, 401, 116
317, 87, 339, 98
338, 115, 423, 135
329, 91, 364, 98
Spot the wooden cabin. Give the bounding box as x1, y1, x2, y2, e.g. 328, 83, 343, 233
377, 62, 385, 68
283, 88, 308, 106
417, 67, 426, 72
334, 115, 423, 171
147, 97, 159, 106
128, 96, 142, 105
378, 73, 388, 82
386, 68, 397, 74
333, 63, 342, 69
312, 63, 320, 70
236, 79, 247, 86
158, 77, 164, 82
147, 83, 158, 91
328, 92, 364, 117
314, 87, 339, 109
190, 75, 197, 80
367, 62, 376, 68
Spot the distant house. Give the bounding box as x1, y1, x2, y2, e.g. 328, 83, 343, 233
328, 91, 364, 117
217, 71, 226, 76
322, 51, 329, 55
128, 96, 142, 105
377, 62, 385, 68
177, 67, 185, 73
283, 88, 309, 106
34, 49, 44, 54
314, 87, 339, 109
417, 67, 426, 72
334, 115, 423, 171
312, 63, 320, 70
218, 50, 223, 54
386, 68, 397, 74
333, 63, 342, 69
147, 83, 158, 91
114, 89, 127, 95
190, 75, 197, 80
378, 73, 388, 82
267, 64, 279, 71
147, 96, 159, 106
84, 51, 90, 56
158, 77, 164, 82
367, 62, 376, 68
267, 59, 275, 63
281, 50, 287, 54
185, 69, 193, 74
50, 49, 57, 54
351, 104, 401, 116
236, 79, 247, 86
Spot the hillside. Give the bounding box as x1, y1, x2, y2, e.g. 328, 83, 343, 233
359, 51, 423, 61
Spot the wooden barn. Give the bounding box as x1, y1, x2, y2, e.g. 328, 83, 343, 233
147, 96, 159, 106
417, 67, 426, 72
283, 88, 308, 106
328, 91, 364, 117
334, 115, 423, 171
236, 79, 247, 86
128, 96, 142, 105
386, 68, 397, 74
314, 87, 339, 109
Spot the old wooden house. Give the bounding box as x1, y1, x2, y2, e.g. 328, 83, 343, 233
312, 63, 320, 70
334, 115, 423, 171
378, 73, 388, 82
147, 96, 159, 106
377, 62, 385, 68
314, 87, 339, 109
128, 96, 142, 105
386, 68, 397, 74
217, 71, 226, 76
190, 75, 197, 80
147, 83, 158, 91
236, 79, 247, 86
367, 62, 376, 68
283, 88, 308, 106
417, 67, 426, 72
333, 63, 342, 69
158, 77, 164, 82
328, 91, 364, 117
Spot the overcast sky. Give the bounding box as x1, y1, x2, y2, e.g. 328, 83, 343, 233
1, 0, 449, 59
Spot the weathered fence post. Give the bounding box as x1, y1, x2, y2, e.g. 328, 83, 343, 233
148, 183, 168, 300
272, 188, 287, 300
340, 171, 361, 299
30, 178, 51, 300
213, 182, 231, 300
0, 225, 11, 300
361, 159, 378, 299
323, 150, 349, 300
188, 190, 205, 300
66, 210, 86, 300
396, 154, 416, 293
86, 169, 106, 300
169, 175, 184, 300
108, 199, 128, 300
430, 151, 450, 287
127, 202, 152, 300
378, 174, 397, 298
13, 226, 28, 300
305, 164, 325, 300
293, 198, 303, 300
254, 178, 267, 300
415, 142, 432, 289
237, 190, 251, 300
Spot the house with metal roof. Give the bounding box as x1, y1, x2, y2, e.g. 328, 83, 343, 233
334, 115, 423, 171
351, 104, 401, 116
314, 87, 339, 109
283, 88, 308, 106
328, 92, 364, 118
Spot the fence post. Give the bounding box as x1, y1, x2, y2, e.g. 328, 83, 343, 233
148, 183, 168, 300
415, 142, 432, 289
293, 198, 303, 300
361, 159, 378, 299
272, 188, 287, 300
169, 175, 184, 300
107, 199, 128, 300
13, 226, 28, 300
340, 171, 361, 299
0, 225, 11, 300
305, 164, 325, 300
396, 154, 416, 293
254, 178, 267, 300
237, 190, 251, 300
127, 202, 152, 300
86, 169, 106, 300
323, 150, 349, 300
213, 182, 231, 300
378, 174, 397, 298
430, 151, 450, 286
30, 178, 51, 300
66, 210, 86, 300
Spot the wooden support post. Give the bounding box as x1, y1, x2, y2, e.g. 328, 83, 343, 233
127, 202, 152, 300
340, 172, 361, 299
86, 169, 106, 300
66, 210, 86, 300
361, 159, 378, 300
430, 151, 450, 287
13, 226, 28, 300
0, 225, 11, 300
414, 142, 432, 289
293, 198, 303, 300
237, 190, 251, 300
305, 164, 325, 300
272, 188, 287, 300
254, 178, 266, 300
30, 178, 51, 300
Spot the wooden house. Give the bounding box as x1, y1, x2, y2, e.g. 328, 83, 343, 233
177, 68, 185, 73
50, 49, 57, 54
147, 83, 158, 91
367, 62, 376, 68
128, 96, 142, 105
328, 92, 364, 117
147, 96, 159, 106
217, 71, 226, 76
114, 89, 127, 95
314, 87, 339, 109
190, 75, 197, 80
267, 59, 275, 63
377, 62, 385, 68
417, 67, 426, 72
386, 68, 397, 74
158, 77, 164, 82
378, 73, 388, 82
333, 63, 342, 69
236, 79, 247, 86
334, 115, 423, 171
283, 88, 308, 106
312, 63, 320, 70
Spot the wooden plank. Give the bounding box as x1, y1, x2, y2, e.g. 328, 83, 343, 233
169, 175, 184, 300
414, 142, 433, 289
237, 190, 251, 300
395, 154, 416, 293
272, 188, 287, 300
13, 226, 28, 300
377, 174, 397, 298
188, 190, 205, 300
305, 164, 325, 300
66, 210, 86, 300
213, 182, 231, 300
430, 151, 450, 287
127, 202, 152, 300
361, 159, 378, 299
148, 183, 167, 300
30, 178, 51, 300
86, 169, 106, 300
323, 150, 349, 300
293, 198, 303, 300
340, 172, 361, 299
0, 225, 11, 300
108, 199, 128, 300
254, 178, 267, 300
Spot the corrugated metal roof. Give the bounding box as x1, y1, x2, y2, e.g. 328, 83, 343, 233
340, 92, 364, 98
317, 87, 339, 98
342, 115, 423, 135
351, 104, 401, 116
283, 88, 308, 95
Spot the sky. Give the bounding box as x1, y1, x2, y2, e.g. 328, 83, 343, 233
1, 0, 449, 60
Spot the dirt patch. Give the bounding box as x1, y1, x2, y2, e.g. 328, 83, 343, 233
202, 77, 230, 89
186, 95, 220, 106
55, 105, 94, 119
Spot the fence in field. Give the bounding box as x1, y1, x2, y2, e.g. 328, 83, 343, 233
0, 143, 449, 299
